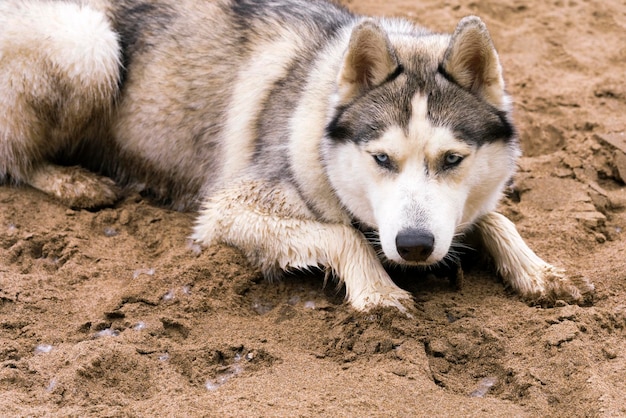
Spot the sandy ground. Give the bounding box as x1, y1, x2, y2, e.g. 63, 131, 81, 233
1, 0, 626, 416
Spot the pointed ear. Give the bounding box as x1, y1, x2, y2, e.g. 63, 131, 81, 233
441, 16, 507, 110
337, 20, 399, 105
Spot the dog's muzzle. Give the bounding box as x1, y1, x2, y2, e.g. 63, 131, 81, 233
396, 229, 435, 263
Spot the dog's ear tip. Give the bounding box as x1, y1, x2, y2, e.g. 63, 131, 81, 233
336, 19, 398, 105
353, 17, 382, 30
456, 15, 488, 30
442, 16, 507, 109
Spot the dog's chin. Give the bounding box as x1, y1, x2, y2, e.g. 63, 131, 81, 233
398, 259, 442, 268
381, 243, 451, 266
383, 254, 444, 267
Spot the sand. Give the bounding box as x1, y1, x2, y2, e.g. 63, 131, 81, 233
1, 0, 625, 416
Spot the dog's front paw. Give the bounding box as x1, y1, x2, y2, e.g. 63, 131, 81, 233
349, 287, 414, 315
518, 264, 595, 307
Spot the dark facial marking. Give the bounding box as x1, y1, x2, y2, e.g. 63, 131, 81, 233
325, 71, 412, 144
428, 73, 516, 145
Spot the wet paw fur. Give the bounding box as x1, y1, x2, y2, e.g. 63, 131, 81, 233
519, 265, 595, 307
349, 287, 415, 317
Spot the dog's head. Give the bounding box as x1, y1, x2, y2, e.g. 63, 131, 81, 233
323, 17, 519, 266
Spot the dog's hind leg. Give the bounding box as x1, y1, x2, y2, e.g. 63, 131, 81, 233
0, 1, 121, 208
27, 164, 120, 209
475, 212, 595, 306
192, 181, 413, 312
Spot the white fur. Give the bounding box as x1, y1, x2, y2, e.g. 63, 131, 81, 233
221, 27, 307, 183
287, 26, 356, 224
0, 1, 119, 93
192, 180, 412, 312
0, 1, 119, 183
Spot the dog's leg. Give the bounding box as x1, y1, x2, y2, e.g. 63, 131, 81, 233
0, 1, 120, 208
192, 182, 413, 312
475, 212, 594, 305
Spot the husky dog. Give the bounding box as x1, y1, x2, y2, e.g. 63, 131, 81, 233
0, 0, 593, 311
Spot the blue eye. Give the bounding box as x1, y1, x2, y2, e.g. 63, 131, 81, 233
444, 153, 463, 168
372, 153, 396, 171
373, 153, 394, 169
374, 153, 389, 164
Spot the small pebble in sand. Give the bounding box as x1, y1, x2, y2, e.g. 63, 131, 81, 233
251, 300, 274, 315
304, 301, 316, 310
162, 289, 176, 301
205, 365, 243, 391
133, 321, 146, 331
205, 377, 227, 391
46, 378, 57, 392
205, 353, 245, 391
158, 353, 170, 361
34, 344, 54, 354
133, 268, 155, 279
95, 328, 119, 338
469, 376, 498, 397
103, 227, 118, 237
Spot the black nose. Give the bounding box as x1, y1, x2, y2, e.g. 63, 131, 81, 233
395, 229, 435, 262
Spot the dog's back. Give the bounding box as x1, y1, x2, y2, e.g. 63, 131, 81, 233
0, 0, 358, 209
